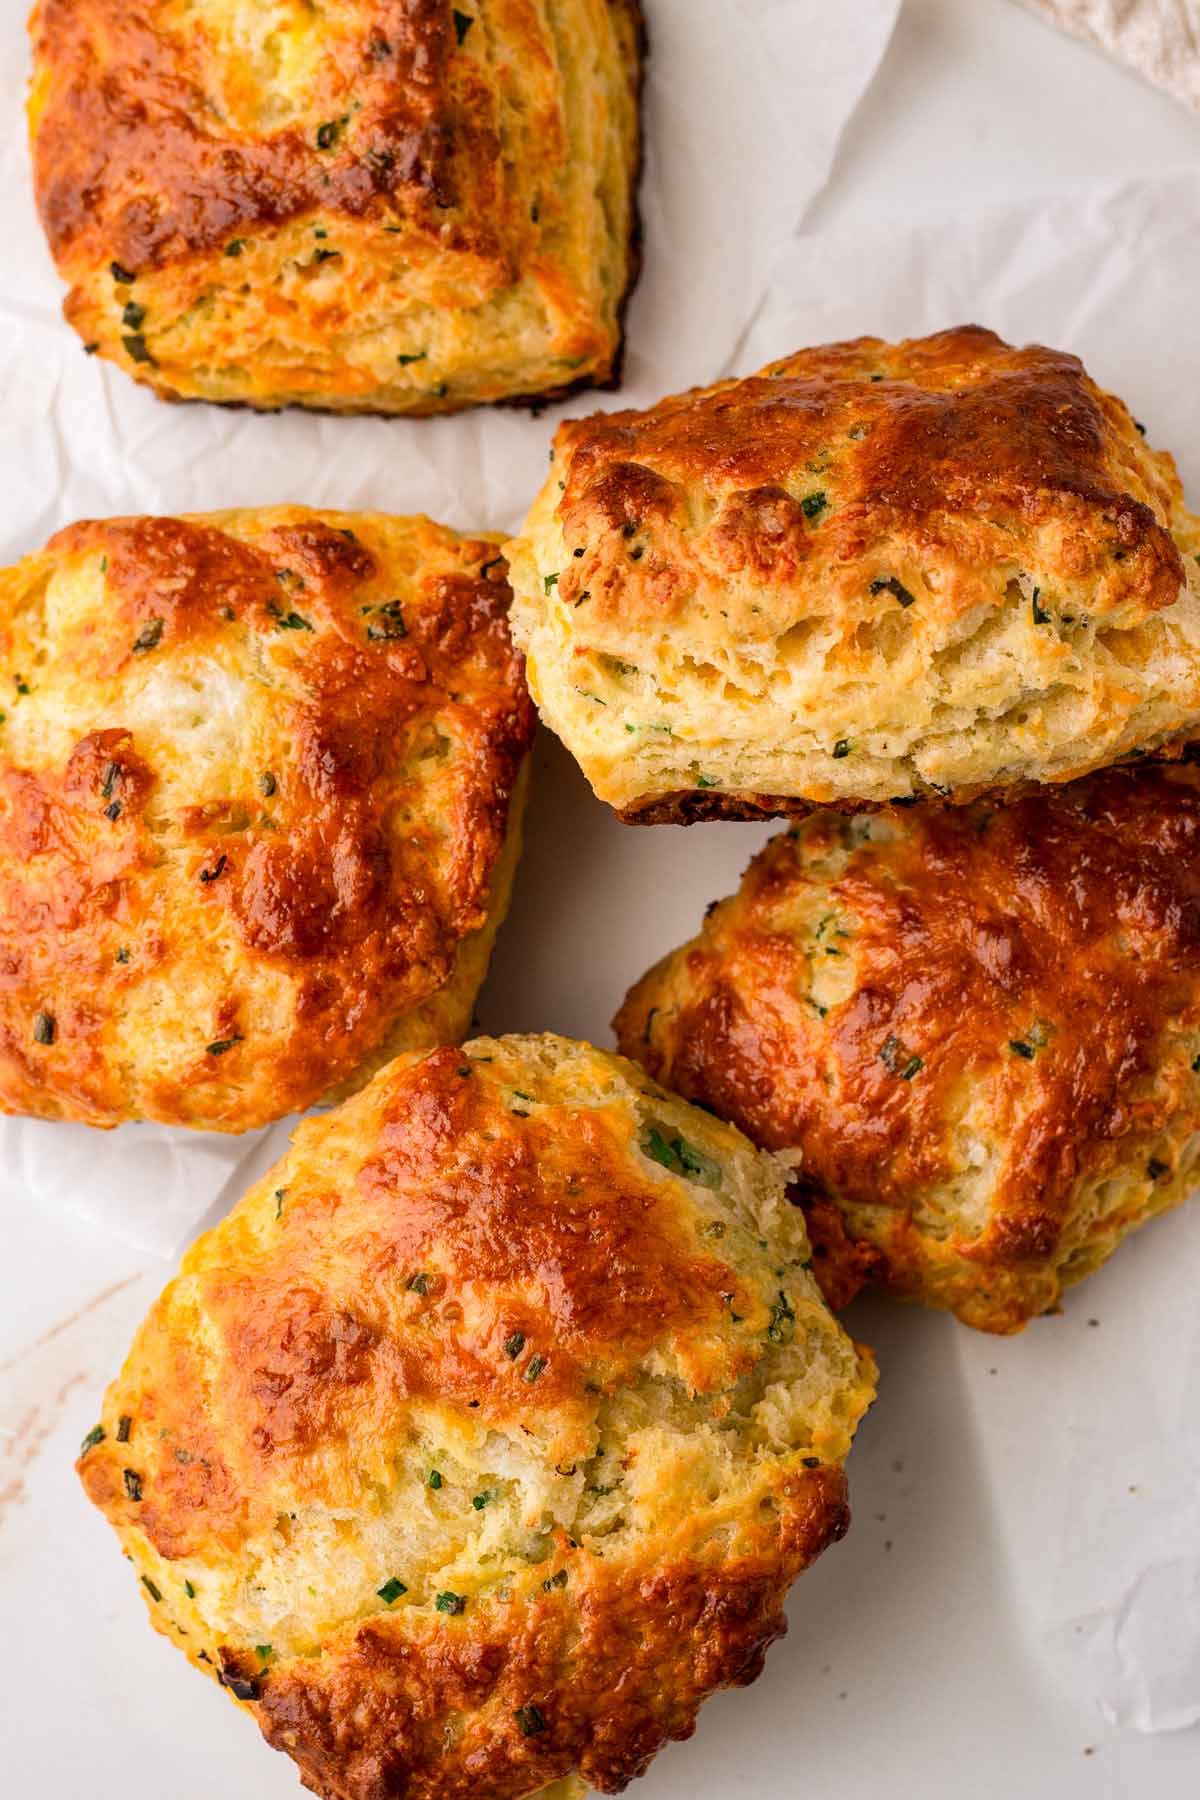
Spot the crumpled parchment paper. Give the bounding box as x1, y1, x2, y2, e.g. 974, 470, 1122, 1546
1015, 0, 1200, 107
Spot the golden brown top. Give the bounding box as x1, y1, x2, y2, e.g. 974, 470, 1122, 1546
616, 766, 1200, 1330
33, 0, 504, 270
27, 1, 644, 413
0, 507, 533, 1129
547, 325, 1188, 633
78, 1034, 875, 1798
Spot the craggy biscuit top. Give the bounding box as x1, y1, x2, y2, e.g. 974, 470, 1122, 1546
78, 1035, 875, 1799
0, 508, 533, 1129
545, 326, 1188, 637
507, 326, 1200, 818
616, 766, 1200, 1331
32, 0, 477, 270
27, 0, 644, 411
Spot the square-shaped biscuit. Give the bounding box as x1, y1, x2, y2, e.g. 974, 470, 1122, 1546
27, 1, 643, 413
0, 507, 534, 1131
507, 326, 1200, 820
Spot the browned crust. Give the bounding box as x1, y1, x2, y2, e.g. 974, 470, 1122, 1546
546, 325, 1187, 634
251, 1470, 847, 1800
28, 0, 645, 411
77, 1039, 864, 1797
0, 513, 535, 1129
614, 734, 1200, 825
615, 761, 1200, 1330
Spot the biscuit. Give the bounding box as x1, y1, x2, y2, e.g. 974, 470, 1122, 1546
0, 507, 533, 1130
506, 326, 1200, 820
27, 1, 643, 413
615, 765, 1200, 1331
77, 1033, 875, 1800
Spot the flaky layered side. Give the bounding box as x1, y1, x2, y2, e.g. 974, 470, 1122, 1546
507, 326, 1200, 820
0, 508, 534, 1130
78, 1035, 875, 1800
27, 1, 643, 412
615, 766, 1200, 1330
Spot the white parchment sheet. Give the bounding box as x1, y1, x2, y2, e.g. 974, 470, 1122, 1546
1, 0, 1199, 1764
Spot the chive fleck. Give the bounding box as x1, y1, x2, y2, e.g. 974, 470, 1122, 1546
1191, 1053, 1200, 1073
544, 573, 558, 595
1009, 1040, 1035, 1060
184, 1579, 196, 1598
696, 773, 717, 787
524, 1355, 546, 1382
274, 1187, 287, 1220
407, 1272, 431, 1295
428, 1469, 443, 1489
504, 1331, 526, 1359
80, 1424, 105, 1457
225, 240, 245, 257
801, 491, 827, 521
801, 1455, 821, 1469
121, 301, 146, 332
879, 1034, 921, 1079
141, 1575, 162, 1603
32, 1011, 55, 1046
453, 9, 474, 43
198, 854, 227, 883
640, 1122, 722, 1189
205, 1035, 242, 1056
832, 739, 850, 759
110, 261, 136, 284
123, 1469, 143, 1501
132, 617, 164, 652
1147, 1158, 1170, 1181
122, 333, 155, 365
396, 350, 427, 366
767, 1291, 796, 1345
266, 600, 313, 632
542, 1569, 568, 1591
364, 600, 406, 641
870, 576, 915, 608
435, 1591, 467, 1614
255, 1645, 273, 1662
104, 800, 122, 821
515, 1704, 548, 1738
116, 1415, 132, 1443
316, 119, 343, 150
377, 1577, 407, 1604
471, 1490, 494, 1510
257, 772, 276, 797
1031, 587, 1051, 626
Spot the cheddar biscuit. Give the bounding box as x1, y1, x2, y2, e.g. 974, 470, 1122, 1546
27, 1, 643, 413
78, 1034, 875, 1800
615, 766, 1200, 1331
507, 326, 1200, 820
0, 508, 533, 1130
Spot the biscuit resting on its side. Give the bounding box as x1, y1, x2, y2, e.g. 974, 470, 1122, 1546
615, 766, 1200, 1331
77, 1034, 875, 1800
0, 507, 533, 1131
507, 326, 1200, 820
27, 1, 642, 413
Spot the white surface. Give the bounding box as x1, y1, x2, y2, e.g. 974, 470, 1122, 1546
4, 1, 1200, 1797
